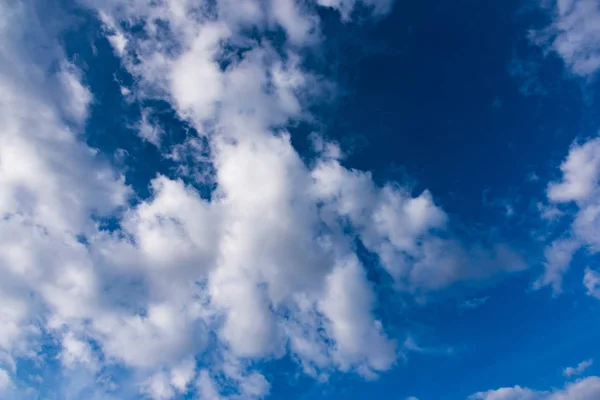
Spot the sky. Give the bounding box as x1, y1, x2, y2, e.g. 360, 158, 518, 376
2, 0, 600, 399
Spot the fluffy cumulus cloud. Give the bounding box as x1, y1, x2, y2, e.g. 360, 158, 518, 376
537, 137, 600, 295
469, 376, 600, 400
0, 0, 534, 398
531, 0, 600, 78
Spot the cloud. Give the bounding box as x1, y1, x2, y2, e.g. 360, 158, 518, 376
0, 369, 11, 390
547, 138, 600, 204
583, 268, 600, 299
319, 256, 396, 375
316, 0, 396, 20
60, 332, 98, 371
458, 296, 490, 310
469, 376, 600, 400
537, 137, 600, 294
0, 0, 129, 371
534, 238, 580, 294
531, 0, 600, 78
312, 159, 525, 294
468, 385, 545, 400
564, 359, 593, 377
136, 109, 165, 147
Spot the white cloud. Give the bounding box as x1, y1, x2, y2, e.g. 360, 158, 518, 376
316, 0, 396, 20
459, 296, 490, 310
0, 0, 129, 375
550, 376, 600, 399
538, 137, 600, 293
60, 332, 98, 370
583, 268, 600, 299
534, 238, 580, 294
468, 386, 547, 400
319, 256, 396, 375
547, 138, 600, 204
142, 359, 197, 400
170, 358, 197, 393
58, 62, 93, 125
137, 109, 164, 147
468, 376, 600, 400
312, 159, 525, 294
469, 376, 600, 399
564, 359, 593, 377
269, 0, 317, 44
196, 370, 223, 400
143, 372, 175, 400
531, 0, 600, 78
0, 368, 11, 390
99, 11, 128, 56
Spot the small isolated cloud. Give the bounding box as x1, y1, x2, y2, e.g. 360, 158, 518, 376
458, 296, 490, 310
564, 359, 593, 377
547, 138, 600, 204
528, 172, 540, 182
534, 238, 580, 294
316, 0, 396, 20
137, 109, 165, 147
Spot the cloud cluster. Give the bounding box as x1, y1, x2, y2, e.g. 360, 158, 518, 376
0, 0, 530, 399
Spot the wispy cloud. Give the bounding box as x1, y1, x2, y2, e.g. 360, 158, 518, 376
458, 296, 490, 310
564, 359, 593, 377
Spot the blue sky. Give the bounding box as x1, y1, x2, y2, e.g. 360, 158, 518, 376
2, 0, 600, 399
